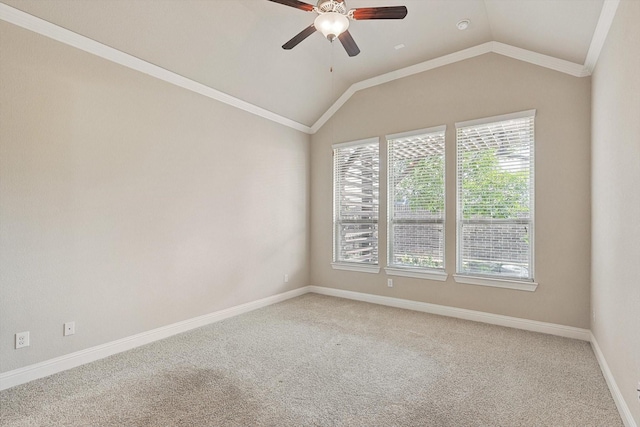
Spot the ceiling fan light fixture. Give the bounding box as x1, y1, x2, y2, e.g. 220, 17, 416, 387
314, 12, 349, 41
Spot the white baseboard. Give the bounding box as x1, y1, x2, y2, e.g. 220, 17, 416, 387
314, 285, 636, 425
308, 287, 640, 423
5, 283, 632, 427
307, 286, 591, 341
0, 286, 308, 391
590, 333, 638, 427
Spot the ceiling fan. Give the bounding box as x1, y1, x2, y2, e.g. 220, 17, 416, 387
267, 0, 408, 57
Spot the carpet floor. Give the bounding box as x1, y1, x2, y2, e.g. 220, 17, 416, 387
0, 294, 622, 426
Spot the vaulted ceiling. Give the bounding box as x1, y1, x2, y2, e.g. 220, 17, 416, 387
1, 0, 607, 130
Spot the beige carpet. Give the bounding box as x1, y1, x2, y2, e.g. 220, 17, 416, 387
0, 294, 622, 426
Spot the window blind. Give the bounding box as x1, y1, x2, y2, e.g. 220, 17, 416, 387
333, 139, 379, 264
456, 112, 535, 280
387, 127, 446, 270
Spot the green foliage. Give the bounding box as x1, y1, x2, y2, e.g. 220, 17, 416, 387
460, 149, 529, 219
395, 155, 445, 214
396, 148, 529, 219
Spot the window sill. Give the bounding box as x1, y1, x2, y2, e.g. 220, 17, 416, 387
385, 267, 448, 282
453, 274, 538, 292
331, 263, 380, 274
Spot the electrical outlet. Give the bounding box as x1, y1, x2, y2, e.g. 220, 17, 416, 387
15, 331, 29, 349
284, 274, 289, 283
64, 321, 75, 336
387, 279, 393, 288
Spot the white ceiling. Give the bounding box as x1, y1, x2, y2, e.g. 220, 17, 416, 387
1, 0, 605, 128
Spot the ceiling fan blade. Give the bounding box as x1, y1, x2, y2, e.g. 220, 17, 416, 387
338, 30, 360, 57
352, 6, 408, 20
266, 0, 315, 12
282, 24, 317, 50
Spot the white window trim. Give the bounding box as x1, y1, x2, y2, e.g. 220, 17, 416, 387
386, 125, 447, 141
332, 137, 379, 150
386, 126, 447, 276
455, 109, 536, 128
332, 137, 380, 269
385, 267, 448, 281
455, 110, 536, 283
331, 263, 380, 274
453, 274, 538, 292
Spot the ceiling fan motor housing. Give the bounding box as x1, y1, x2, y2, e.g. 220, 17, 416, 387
316, 0, 348, 15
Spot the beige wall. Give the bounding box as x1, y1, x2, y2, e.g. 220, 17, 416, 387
311, 53, 592, 328
0, 22, 310, 372
591, 0, 640, 423
5, 7, 635, 416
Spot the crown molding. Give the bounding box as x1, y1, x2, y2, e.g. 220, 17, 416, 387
1, 2, 608, 136
584, 0, 620, 73
0, 3, 313, 134
310, 42, 494, 133
310, 41, 589, 132
491, 42, 590, 77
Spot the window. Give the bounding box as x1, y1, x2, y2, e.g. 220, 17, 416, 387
332, 138, 380, 272
386, 126, 447, 280
456, 110, 535, 284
